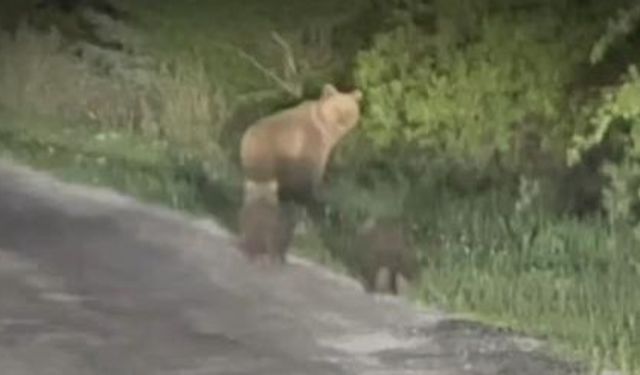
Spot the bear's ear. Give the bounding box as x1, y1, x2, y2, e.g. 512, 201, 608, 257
351, 89, 363, 102
322, 84, 338, 98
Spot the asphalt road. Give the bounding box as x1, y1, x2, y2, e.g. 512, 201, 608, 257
0, 161, 585, 375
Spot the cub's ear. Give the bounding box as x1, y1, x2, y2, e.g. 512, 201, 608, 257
322, 83, 338, 98
351, 89, 363, 102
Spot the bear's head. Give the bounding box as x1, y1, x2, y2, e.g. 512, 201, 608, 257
315, 84, 363, 141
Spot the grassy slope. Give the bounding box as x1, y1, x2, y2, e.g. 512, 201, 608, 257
0, 111, 213, 212
413, 189, 640, 373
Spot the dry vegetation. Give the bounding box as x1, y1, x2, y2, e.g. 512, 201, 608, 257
0, 22, 231, 167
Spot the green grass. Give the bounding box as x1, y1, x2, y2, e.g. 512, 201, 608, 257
410, 189, 640, 374
0, 110, 243, 228
317, 179, 640, 372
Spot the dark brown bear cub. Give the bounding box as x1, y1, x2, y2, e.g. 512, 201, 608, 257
237, 181, 295, 264
353, 217, 418, 295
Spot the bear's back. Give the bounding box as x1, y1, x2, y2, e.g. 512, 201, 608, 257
242, 101, 328, 199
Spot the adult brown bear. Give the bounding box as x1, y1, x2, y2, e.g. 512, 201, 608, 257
238, 83, 362, 264
240, 83, 363, 205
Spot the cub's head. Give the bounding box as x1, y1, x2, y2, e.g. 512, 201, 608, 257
316, 84, 363, 139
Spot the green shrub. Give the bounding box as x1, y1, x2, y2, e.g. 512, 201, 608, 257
567, 2, 640, 228
353, 3, 587, 177
590, 2, 640, 65
570, 66, 640, 228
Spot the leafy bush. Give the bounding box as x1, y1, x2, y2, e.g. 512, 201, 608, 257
590, 2, 640, 65
353, 1, 593, 183
566, 2, 640, 229
570, 66, 640, 227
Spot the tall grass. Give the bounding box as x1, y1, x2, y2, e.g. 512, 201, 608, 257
409, 187, 640, 374
314, 169, 640, 373
0, 20, 242, 226
0, 23, 231, 165
0, 24, 99, 119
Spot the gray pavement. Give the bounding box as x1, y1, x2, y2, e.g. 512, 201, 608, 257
0, 161, 585, 374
